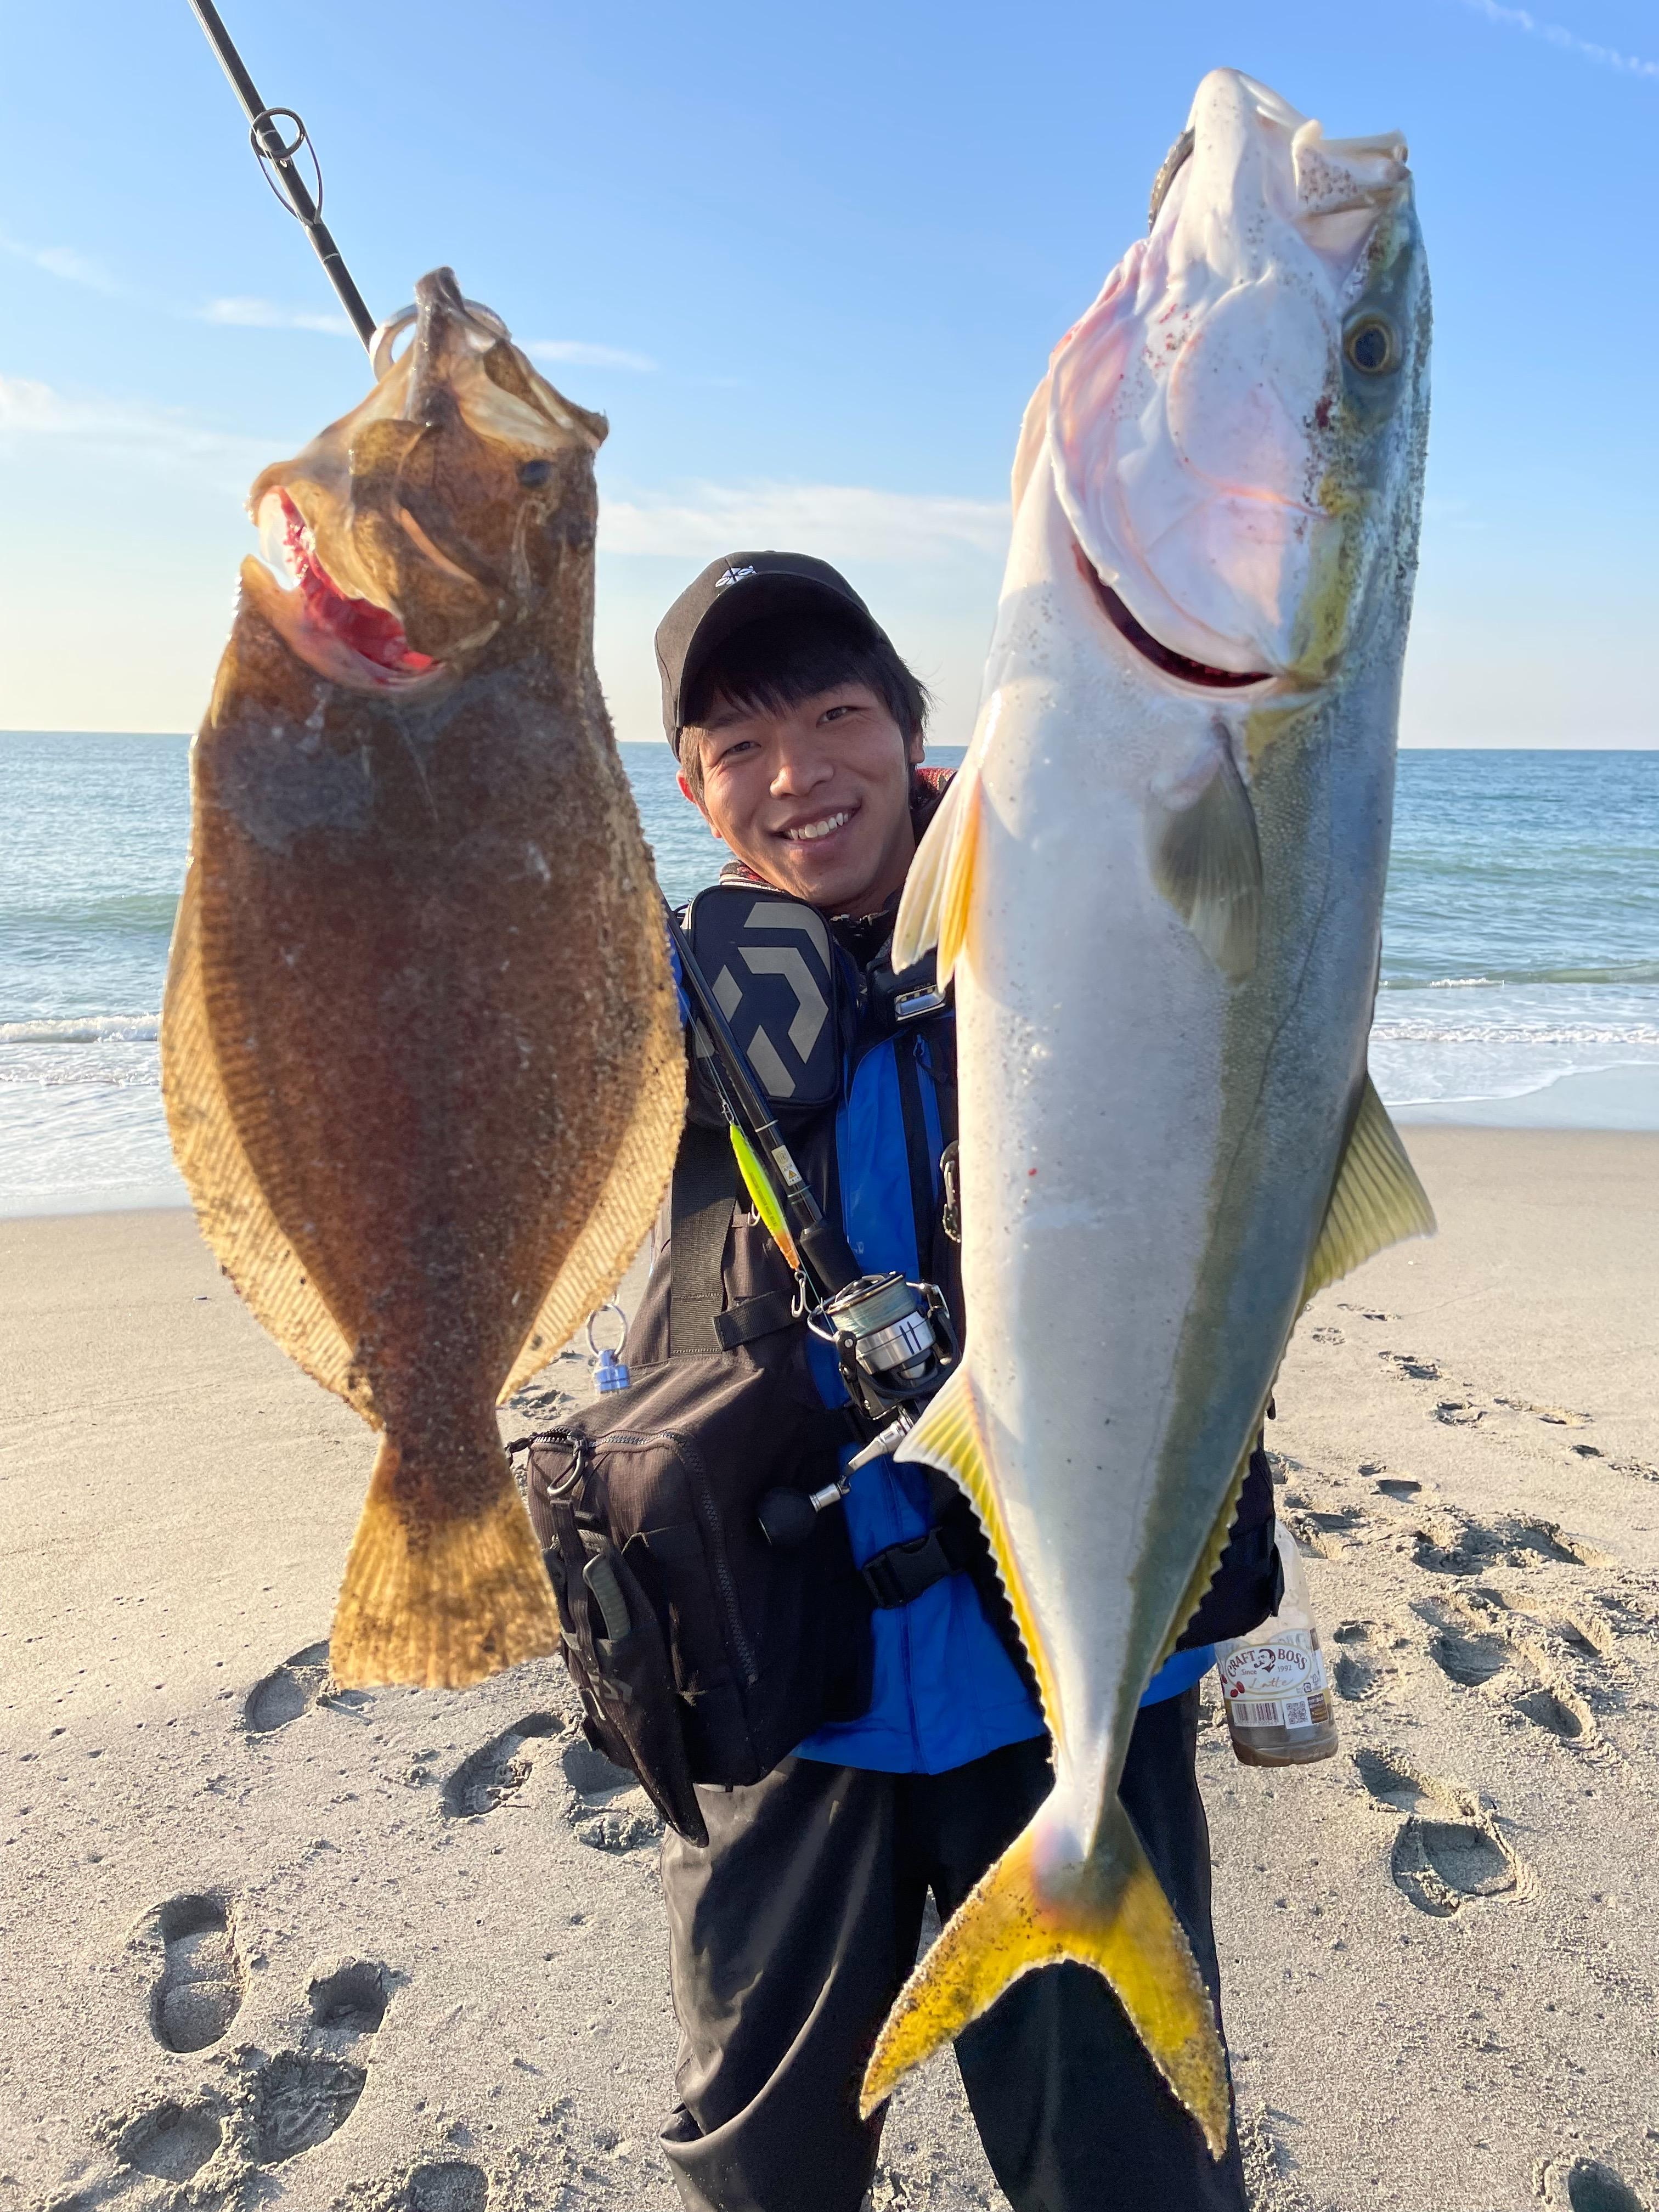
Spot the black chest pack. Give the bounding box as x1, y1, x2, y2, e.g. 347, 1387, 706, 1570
515, 883, 1278, 1843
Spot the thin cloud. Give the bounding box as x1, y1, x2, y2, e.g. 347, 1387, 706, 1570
529, 339, 658, 373
199, 295, 356, 336
0, 373, 271, 484
601, 481, 1008, 565
0, 233, 126, 295
1458, 0, 1659, 78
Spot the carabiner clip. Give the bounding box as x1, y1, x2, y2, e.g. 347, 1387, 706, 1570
585, 1302, 631, 1393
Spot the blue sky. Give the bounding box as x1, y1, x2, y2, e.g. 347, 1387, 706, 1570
2, 0, 1654, 746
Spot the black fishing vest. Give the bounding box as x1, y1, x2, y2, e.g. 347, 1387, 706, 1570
521, 909, 1279, 1837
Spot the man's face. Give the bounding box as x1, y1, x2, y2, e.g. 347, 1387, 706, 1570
680, 683, 924, 915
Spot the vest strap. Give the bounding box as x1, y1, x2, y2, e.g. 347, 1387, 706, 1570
668, 1120, 738, 1355
859, 1510, 980, 1609
712, 1289, 798, 1350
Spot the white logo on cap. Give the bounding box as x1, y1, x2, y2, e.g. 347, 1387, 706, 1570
714, 565, 758, 591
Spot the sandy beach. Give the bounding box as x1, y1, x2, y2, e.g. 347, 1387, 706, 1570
4, 1125, 1657, 2212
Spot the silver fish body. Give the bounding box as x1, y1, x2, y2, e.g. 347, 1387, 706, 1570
864, 70, 1434, 2151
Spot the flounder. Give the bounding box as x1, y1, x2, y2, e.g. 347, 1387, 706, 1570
162, 268, 684, 1690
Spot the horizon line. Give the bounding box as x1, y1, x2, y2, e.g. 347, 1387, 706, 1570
2, 731, 1657, 754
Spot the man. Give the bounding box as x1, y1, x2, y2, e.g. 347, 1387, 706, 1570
569, 552, 1276, 2210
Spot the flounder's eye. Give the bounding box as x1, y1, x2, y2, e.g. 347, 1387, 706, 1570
518, 459, 552, 487
1344, 315, 1399, 376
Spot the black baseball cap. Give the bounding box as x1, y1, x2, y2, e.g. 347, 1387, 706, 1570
654, 551, 890, 757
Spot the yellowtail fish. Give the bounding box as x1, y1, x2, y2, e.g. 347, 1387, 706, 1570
866, 71, 1434, 2151
161, 268, 684, 1691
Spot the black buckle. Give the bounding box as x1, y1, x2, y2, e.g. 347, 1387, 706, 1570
861, 1529, 957, 1609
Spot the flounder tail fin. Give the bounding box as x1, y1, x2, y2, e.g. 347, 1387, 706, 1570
329, 1435, 560, 1690
860, 1794, 1232, 2159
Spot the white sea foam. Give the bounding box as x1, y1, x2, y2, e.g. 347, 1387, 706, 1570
0, 1014, 160, 1047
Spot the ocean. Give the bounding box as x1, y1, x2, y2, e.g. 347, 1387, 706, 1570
1, 735, 1655, 1216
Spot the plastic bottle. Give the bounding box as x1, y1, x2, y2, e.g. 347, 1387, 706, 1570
1215, 1522, 1339, 1767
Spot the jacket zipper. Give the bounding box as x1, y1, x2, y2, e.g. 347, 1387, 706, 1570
591, 1426, 761, 1688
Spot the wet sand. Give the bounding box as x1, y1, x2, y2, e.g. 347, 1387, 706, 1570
3, 1127, 1657, 2211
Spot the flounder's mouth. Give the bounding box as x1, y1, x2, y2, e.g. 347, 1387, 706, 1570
1072, 543, 1273, 691
257, 489, 442, 685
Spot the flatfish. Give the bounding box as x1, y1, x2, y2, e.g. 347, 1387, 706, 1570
162, 268, 683, 1689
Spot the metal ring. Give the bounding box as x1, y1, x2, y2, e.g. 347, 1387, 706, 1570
250, 105, 307, 162
585, 1302, 628, 1360
249, 107, 323, 221
370, 306, 417, 381
369, 295, 514, 382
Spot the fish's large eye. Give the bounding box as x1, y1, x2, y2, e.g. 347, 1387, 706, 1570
1344, 315, 1399, 376
518, 459, 552, 487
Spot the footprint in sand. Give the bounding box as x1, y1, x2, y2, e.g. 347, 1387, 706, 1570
1331, 1620, 1405, 1702
1374, 1475, 1421, 1500
562, 1740, 662, 1854
1380, 1351, 1443, 1383
1433, 1398, 1486, 1427
244, 1641, 331, 1734
1536, 2158, 1649, 2211
1283, 1500, 1369, 1560
244, 1641, 371, 1735
308, 1956, 392, 2036
443, 1714, 562, 1818
1352, 1747, 1531, 1917
1416, 1595, 1515, 1688
138, 1894, 247, 2053
1412, 1510, 1611, 1578
405, 2159, 490, 2212
250, 2053, 367, 2164
114, 2098, 224, 2183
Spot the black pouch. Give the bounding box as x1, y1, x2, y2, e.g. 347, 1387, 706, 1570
524, 1348, 873, 1812
529, 1445, 707, 1845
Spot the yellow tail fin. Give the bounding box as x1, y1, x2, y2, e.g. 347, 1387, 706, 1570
860, 1795, 1232, 2159
329, 1436, 560, 1690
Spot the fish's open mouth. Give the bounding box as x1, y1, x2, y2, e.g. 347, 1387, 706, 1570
1073, 543, 1273, 691
257, 489, 441, 682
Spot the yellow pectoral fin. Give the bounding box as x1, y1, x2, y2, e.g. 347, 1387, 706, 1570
893, 761, 983, 981
860, 1797, 1231, 2160
1302, 1073, 1436, 1308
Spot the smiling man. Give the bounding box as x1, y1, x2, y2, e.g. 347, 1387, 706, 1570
659, 551, 929, 915
544, 551, 1278, 2211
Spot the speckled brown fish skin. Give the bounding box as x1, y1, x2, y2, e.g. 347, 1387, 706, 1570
162, 269, 684, 1690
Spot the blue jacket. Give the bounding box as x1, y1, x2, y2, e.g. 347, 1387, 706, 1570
793, 986, 1212, 1776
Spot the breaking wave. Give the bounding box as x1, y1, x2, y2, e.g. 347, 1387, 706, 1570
0, 1014, 160, 1047
1380, 961, 1659, 991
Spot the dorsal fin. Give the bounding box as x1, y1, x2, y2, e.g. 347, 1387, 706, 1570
160, 868, 370, 1418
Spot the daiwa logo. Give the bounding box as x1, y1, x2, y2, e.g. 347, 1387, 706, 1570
714, 565, 758, 591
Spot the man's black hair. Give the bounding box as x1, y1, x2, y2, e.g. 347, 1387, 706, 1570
680, 612, 929, 796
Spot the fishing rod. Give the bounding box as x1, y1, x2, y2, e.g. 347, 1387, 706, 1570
187, 0, 377, 350
664, 899, 957, 1519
